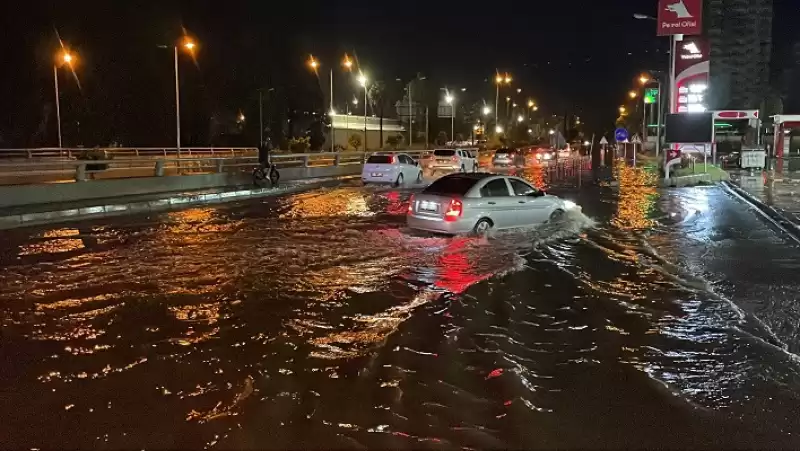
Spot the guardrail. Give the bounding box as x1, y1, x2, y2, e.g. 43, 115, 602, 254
0, 150, 446, 186
0, 147, 258, 160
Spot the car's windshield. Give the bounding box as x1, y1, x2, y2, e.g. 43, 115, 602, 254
433, 149, 456, 157
423, 176, 479, 195
366, 155, 393, 164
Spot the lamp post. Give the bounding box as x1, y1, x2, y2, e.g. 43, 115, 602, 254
173, 38, 196, 159
445, 93, 454, 143
53, 50, 75, 148
495, 73, 511, 133
358, 74, 368, 150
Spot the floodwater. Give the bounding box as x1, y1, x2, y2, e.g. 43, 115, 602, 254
2, 170, 800, 449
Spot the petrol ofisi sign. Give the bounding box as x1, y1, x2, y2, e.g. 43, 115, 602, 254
657, 0, 703, 36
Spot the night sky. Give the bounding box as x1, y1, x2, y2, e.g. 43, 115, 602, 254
0, 1, 795, 147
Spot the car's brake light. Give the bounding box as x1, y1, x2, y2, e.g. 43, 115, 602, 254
389, 155, 395, 164
407, 194, 415, 214
444, 199, 463, 222
451, 156, 458, 161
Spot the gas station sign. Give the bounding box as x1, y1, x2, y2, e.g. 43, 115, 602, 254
644, 88, 658, 105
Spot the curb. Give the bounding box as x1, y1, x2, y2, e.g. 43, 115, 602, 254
720, 180, 800, 245
0, 176, 356, 230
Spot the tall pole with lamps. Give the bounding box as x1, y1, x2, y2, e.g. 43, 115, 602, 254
53, 51, 74, 148
445, 93, 454, 142
358, 74, 368, 150
173, 38, 196, 159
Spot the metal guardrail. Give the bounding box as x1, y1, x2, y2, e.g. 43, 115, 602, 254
0, 147, 258, 160
0, 150, 441, 186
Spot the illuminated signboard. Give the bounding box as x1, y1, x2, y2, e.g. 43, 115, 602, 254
672, 37, 709, 114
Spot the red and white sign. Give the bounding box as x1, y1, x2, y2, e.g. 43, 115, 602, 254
657, 0, 704, 36
713, 110, 759, 120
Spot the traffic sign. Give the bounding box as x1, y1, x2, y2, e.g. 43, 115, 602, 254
644, 88, 658, 104
614, 128, 629, 143
599, 136, 608, 145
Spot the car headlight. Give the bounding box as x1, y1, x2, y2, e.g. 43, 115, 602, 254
563, 200, 577, 210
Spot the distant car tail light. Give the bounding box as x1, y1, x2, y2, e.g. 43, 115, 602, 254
444, 199, 463, 222
407, 194, 415, 214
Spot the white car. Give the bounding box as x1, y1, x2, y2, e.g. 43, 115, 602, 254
429, 149, 478, 173
362, 152, 423, 186
407, 173, 579, 235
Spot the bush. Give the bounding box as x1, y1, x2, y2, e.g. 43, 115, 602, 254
385, 134, 404, 149
288, 136, 311, 153
348, 133, 363, 151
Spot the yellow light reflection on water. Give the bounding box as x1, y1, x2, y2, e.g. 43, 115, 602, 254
280, 188, 371, 219
612, 160, 660, 230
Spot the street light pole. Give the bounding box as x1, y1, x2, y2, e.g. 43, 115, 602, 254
53, 65, 62, 148
330, 69, 335, 152
363, 85, 367, 150
174, 45, 181, 158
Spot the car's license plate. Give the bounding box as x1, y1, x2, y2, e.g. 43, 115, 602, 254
436, 159, 449, 164
370, 173, 383, 177
419, 201, 438, 212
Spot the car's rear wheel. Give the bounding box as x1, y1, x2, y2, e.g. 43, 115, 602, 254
472, 218, 493, 236
395, 173, 404, 187
549, 209, 565, 222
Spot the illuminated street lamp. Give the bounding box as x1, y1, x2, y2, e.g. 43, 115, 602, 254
494, 72, 511, 131
533, 105, 539, 111
307, 55, 319, 71
527, 99, 535, 108
445, 93, 455, 142
639, 74, 650, 85
629, 90, 638, 99
517, 115, 524, 123
342, 54, 353, 70
358, 73, 368, 149
482, 106, 491, 116
53, 50, 76, 148
171, 37, 197, 158
619, 106, 627, 114
549, 129, 555, 135
495, 125, 504, 134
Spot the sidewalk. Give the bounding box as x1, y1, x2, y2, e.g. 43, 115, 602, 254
725, 170, 800, 241
0, 175, 356, 230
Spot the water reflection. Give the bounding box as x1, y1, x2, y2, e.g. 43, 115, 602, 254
612, 161, 659, 230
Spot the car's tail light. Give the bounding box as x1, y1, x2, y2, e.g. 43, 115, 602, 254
407, 194, 415, 214
388, 155, 395, 164
451, 156, 458, 162
444, 199, 463, 222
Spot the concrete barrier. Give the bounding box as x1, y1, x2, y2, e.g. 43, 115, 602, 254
660, 173, 712, 188
0, 163, 362, 208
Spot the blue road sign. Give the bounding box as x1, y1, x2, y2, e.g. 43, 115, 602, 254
614, 128, 629, 142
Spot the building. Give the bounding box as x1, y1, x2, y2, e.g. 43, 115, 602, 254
705, 0, 774, 109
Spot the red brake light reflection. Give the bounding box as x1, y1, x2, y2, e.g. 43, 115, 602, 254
444, 199, 463, 222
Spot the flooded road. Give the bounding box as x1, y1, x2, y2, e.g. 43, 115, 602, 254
2, 173, 800, 449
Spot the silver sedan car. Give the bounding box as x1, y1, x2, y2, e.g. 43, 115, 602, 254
407, 173, 579, 235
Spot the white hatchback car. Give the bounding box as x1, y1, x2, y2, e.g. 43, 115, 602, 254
362, 153, 423, 186
429, 149, 478, 174
407, 173, 579, 235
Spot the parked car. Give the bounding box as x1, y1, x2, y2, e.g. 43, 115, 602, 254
492, 148, 525, 167
361, 153, 423, 186
407, 173, 579, 235
429, 148, 478, 173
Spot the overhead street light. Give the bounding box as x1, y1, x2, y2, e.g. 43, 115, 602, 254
619, 106, 627, 114
495, 125, 504, 134
517, 115, 524, 123
629, 90, 638, 99
494, 72, 512, 131
53, 49, 77, 148
358, 73, 368, 149
482, 106, 491, 115
173, 36, 197, 159
445, 92, 455, 141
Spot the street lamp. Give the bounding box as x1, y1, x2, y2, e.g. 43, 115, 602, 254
482, 106, 491, 116
445, 93, 455, 142
53, 50, 76, 148
494, 73, 511, 132
495, 125, 504, 134
342, 54, 353, 70
619, 106, 627, 114
527, 99, 535, 108
517, 115, 524, 123
549, 129, 555, 135
358, 73, 368, 150
307, 55, 319, 71
171, 37, 197, 159
639, 75, 650, 85
629, 90, 638, 99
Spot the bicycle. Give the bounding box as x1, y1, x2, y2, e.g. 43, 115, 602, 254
253, 162, 280, 188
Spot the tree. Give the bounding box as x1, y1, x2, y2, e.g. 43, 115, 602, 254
348, 133, 363, 151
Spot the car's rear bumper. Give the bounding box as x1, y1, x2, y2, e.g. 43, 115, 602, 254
361, 173, 395, 183
407, 214, 472, 235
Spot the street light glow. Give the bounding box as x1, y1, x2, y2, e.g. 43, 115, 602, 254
533, 106, 539, 111
505, 96, 511, 101
549, 129, 555, 135
61, 52, 74, 64
619, 106, 627, 113
495, 74, 503, 84
512, 103, 518, 108
482, 106, 491, 115
527, 99, 534, 108
342, 54, 353, 70
517, 115, 524, 123
639, 75, 650, 85
516, 88, 522, 93
308, 55, 319, 70
584, 140, 591, 146
629, 90, 637, 99
504, 75, 511, 83
445, 94, 453, 104
357, 74, 367, 87
495, 125, 504, 133
183, 39, 196, 51
473, 125, 479, 131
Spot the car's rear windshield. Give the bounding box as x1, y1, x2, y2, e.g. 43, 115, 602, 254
433, 149, 456, 157
366, 155, 393, 164
423, 176, 478, 195
495, 148, 515, 154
